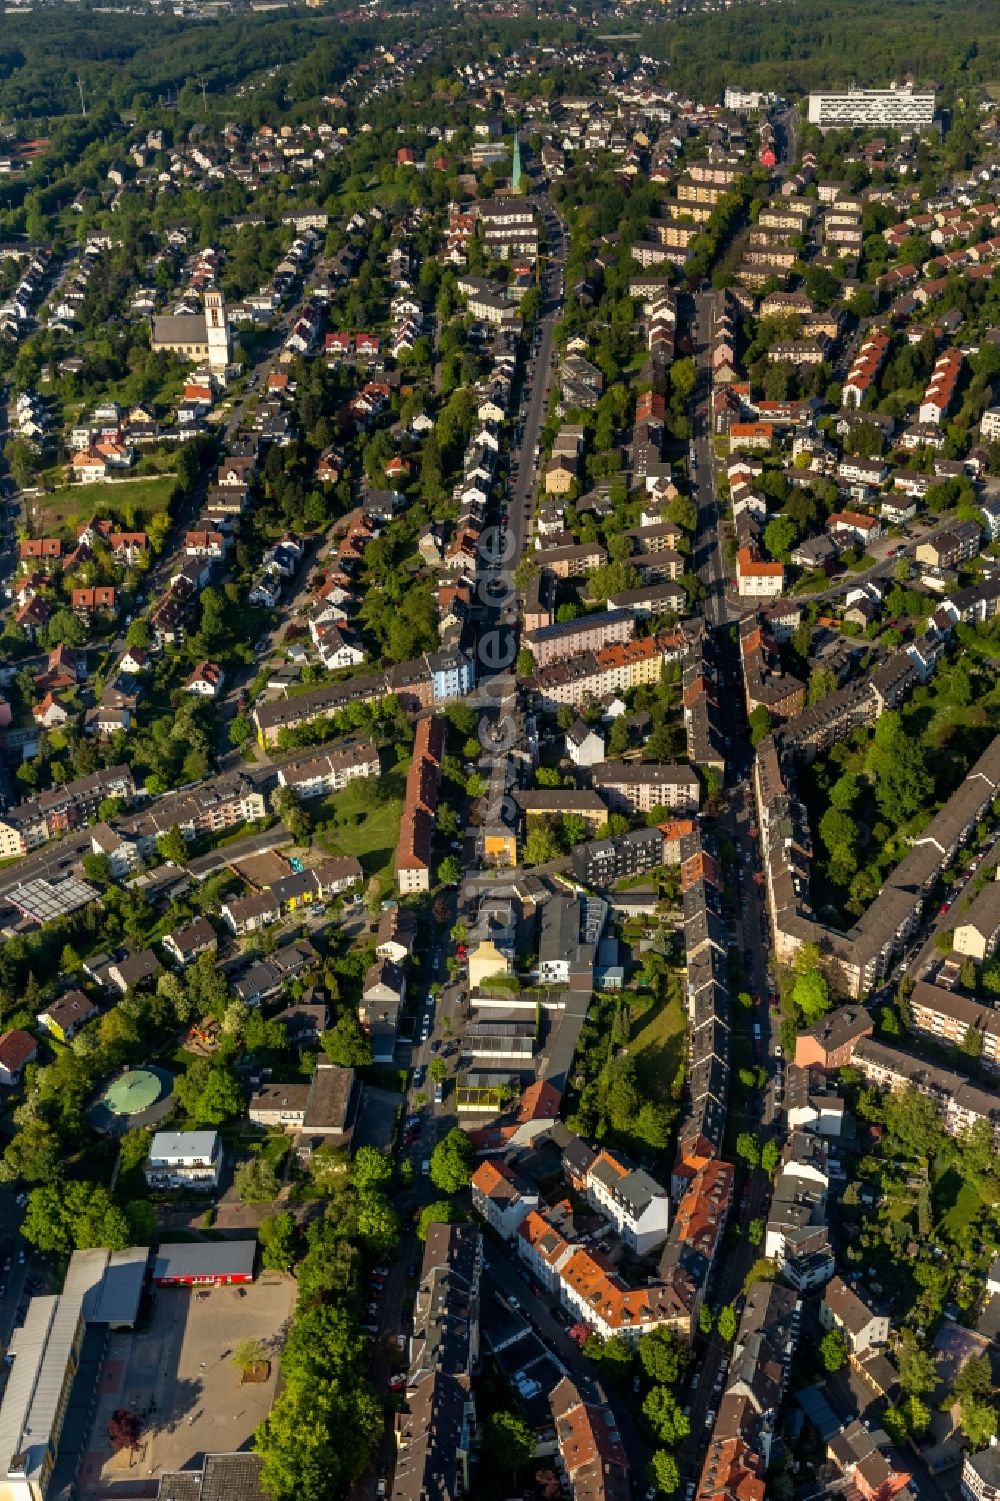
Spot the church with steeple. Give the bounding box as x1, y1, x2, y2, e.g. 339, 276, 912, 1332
151, 288, 232, 377
511, 132, 523, 193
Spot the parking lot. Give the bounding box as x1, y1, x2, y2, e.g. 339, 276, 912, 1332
76, 1273, 295, 1496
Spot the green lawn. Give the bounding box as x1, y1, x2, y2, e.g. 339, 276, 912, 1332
32, 474, 177, 534
628, 983, 687, 1102
933, 1160, 984, 1241
314, 772, 407, 880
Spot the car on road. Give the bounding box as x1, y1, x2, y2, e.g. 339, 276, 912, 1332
412, 1065, 426, 1087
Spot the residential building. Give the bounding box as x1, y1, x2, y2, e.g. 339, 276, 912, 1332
549, 1375, 630, 1501
953, 878, 1000, 961
276, 738, 380, 799
794, 1007, 874, 1070
584, 1150, 671, 1253
0, 1029, 36, 1086
470, 1160, 539, 1240
37, 990, 98, 1043
392, 1224, 482, 1501
960, 1447, 1000, 1501
592, 762, 700, 815
565, 719, 605, 767
161, 916, 217, 968
820, 1275, 889, 1354
915, 519, 981, 570
0, 765, 136, 860
909, 981, 1000, 1069
144, 1130, 222, 1190
397, 716, 445, 894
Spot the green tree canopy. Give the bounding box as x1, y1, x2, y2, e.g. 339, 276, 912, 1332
429, 1128, 473, 1195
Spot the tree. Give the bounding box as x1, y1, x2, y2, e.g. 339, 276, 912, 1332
125, 1200, 157, 1241
259, 1211, 298, 1272
523, 825, 561, 865
643, 1387, 690, 1445
22, 1181, 129, 1254
429, 1058, 448, 1084
670, 357, 696, 402
229, 712, 252, 748
764, 515, 799, 562
699, 1304, 714, 1335
819, 1328, 848, 1373
255, 1377, 381, 1501
736, 1132, 760, 1168
865, 711, 932, 826
321, 1013, 373, 1068
126, 618, 152, 650
82, 852, 113, 886
717, 1304, 737, 1342
107, 1404, 142, 1455
273, 786, 311, 843
232, 1337, 268, 1378
954, 1354, 993, 1405
638, 1327, 688, 1387
235, 1154, 281, 1204
355, 1189, 399, 1253
417, 1200, 458, 1241
351, 1146, 393, 1192
747, 1217, 764, 1246
960, 1400, 998, 1451
516, 648, 535, 677
429, 1128, 473, 1194
156, 824, 188, 865
651, 1450, 680, 1496
437, 855, 462, 887
898, 1342, 939, 1397
748, 705, 773, 747
484, 1411, 535, 1478
884, 1088, 944, 1159
792, 967, 831, 1026
761, 1139, 781, 1176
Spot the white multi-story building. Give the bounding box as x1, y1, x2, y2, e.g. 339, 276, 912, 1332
807, 86, 935, 132
583, 1150, 671, 1254
144, 1130, 222, 1190
276, 739, 379, 799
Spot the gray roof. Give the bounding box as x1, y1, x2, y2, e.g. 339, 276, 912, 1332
153, 1241, 256, 1282
157, 1453, 271, 1501
62, 1246, 148, 1327
0, 1296, 84, 1490
152, 312, 208, 344
149, 1130, 219, 1162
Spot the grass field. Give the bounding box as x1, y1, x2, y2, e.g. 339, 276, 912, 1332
933, 1161, 984, 1241
628, 981, 687, 1102
315, 771, 406, 881
30, 474, 177, 534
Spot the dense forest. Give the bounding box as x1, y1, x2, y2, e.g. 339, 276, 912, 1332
0, 0, 992, 131
641, 0, 998, 105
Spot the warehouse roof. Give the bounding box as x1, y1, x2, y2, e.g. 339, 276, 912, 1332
153, 1241, 256, 1282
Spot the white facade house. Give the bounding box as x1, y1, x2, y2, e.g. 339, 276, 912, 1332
470, 1161, 539, 1241
584, 1151, 671, 1254
144, 1130, 222, 1190
820, 1275, 889, 1355
565, 720, 605, 767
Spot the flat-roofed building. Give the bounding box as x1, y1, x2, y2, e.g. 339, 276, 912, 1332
144, 1130, 222, 1190
0, 1295, 86, 1501
807, 87, 935, 132
152, 1241, 256, 1287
